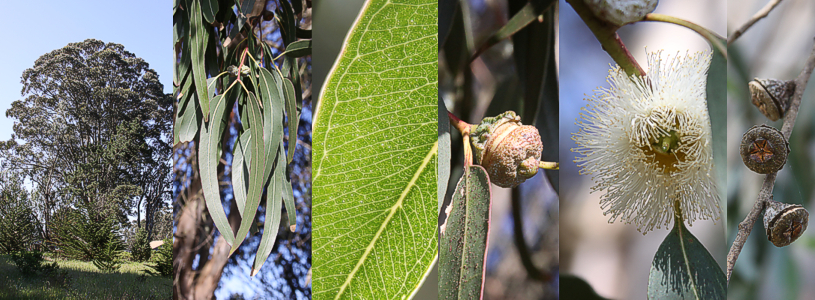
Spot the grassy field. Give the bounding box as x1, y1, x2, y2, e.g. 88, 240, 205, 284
0, 254, 171, 300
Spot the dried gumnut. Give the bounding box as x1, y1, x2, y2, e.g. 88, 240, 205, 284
470, 111, 542, 188
585, 0, 658, 27
749, 78, 795, 121
764, 200, 809, 247
740, 125, 788, 174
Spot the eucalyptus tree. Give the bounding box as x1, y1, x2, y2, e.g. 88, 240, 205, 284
1, 39, 172, 239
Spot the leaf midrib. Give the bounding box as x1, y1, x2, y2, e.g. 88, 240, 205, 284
333, 141, 438, 299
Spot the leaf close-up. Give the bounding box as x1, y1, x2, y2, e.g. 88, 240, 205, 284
648, 219, 726, 300
312, 0, 438, 298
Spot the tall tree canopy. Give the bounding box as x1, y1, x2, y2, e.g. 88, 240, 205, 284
0, 39, 172, 240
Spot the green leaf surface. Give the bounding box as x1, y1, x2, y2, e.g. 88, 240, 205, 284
647, 220, 726, 299
439, 165, 491, 300
278, 0, 297, 43
312, 0, 438, 298
174, 93, 202, 144
282, 77, 298, 163
199, 94, 235, 246
189, 0, 210, 121
283, 40, 313, 58
252, 146, 283, 276
199, 0, 219, 24
230, 92, 267, 256
232, 130, 251, 216
282, 165, 296, 232
438, 99, 450, 213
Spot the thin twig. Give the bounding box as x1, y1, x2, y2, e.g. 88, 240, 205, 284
643, 13, 727, 59
727, 0, 784, 46
565, 0, 645, 77
726, 39, 815, 284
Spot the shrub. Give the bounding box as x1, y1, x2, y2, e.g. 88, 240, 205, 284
131, 227, 151, 262
146, 238, 172, 277
92, 224, 124, 273
10, 250, 45, 277
50, 205, 123, 262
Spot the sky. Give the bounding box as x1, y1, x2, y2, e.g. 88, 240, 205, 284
0, 0, 172, 142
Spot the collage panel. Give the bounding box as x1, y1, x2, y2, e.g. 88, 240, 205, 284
312, 0, 439, 299
560, 0, 727, 299
172, 0, 312, 299
0, 1, 173, 299
439, 0, 559, 299
727, 0, 815, 298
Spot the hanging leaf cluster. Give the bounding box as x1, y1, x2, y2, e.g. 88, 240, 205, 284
172, 0, 311, 275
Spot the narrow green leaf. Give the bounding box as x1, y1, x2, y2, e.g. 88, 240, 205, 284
278, 0, 297, 44
199, 94, 234, 246
173, 9, 186, 45
230, 92, 267, 256
206, 76, 218, 100
647, 220, 726, 299
282, 77, 298, 163
312, 0, 438, 297
439, 165, 491, 300
282, 163, 296, 232
189, 0, 210, 121
257, 67, 284, 170
282, 40, 312, 58
286, 52, 304, 111
175, 93, 202, 144
472, 2, 538, 59
251, 147, 284, 276
438, 99, 450, 213
232, 130, 252, 216
200, 0, 219, 23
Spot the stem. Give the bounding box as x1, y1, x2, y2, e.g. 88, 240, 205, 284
727, 39, 815, 285
538, 161, 559, 170
643, 14, 727, 59
448, 111, 474, 166
565, 0, 645, 77
727, 0, 785, 46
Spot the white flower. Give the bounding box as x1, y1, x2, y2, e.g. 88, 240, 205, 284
572, 51, 720, 233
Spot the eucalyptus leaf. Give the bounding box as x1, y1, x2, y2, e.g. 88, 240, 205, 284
199, 94, 235, 247
647, 220, 726, 299
174, 93, 202, 144
200, 0, 219, 24
189, 0, 211, 121
230, 91, 267, 256
439, 165, 491, 300
282, 77, 298, 163
283, 40, 312, 58
312, 0, 438, 298
232, 130, 252, 216
252, 146, 284, 276
438, 99, 450, 213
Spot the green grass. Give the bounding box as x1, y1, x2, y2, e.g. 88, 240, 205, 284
0, 254, 171, 300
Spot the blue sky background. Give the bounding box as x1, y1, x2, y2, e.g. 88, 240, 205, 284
0, 0, 172, 142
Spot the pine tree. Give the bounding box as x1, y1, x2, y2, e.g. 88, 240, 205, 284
131, 227, 152, 262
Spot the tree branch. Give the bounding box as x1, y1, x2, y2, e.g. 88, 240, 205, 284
727, 0, 784, 46
726, 38, 815, 284
565, 0, 645, 77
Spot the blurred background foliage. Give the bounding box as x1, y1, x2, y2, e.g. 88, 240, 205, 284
726, 0, 815, 299
439, 0, 559, 298
559, 0, 726, 299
